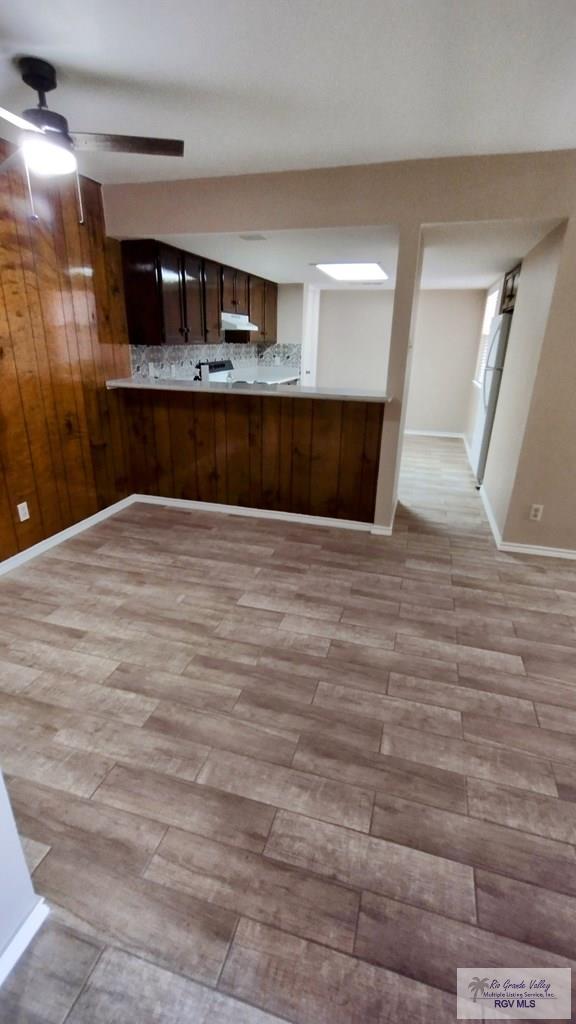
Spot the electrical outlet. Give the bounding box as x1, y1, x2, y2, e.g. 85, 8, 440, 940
17, 502, 30, 522
529, 504, 544, 522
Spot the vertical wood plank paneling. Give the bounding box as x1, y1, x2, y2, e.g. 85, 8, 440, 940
193, 395, 218, 503
278, 397, 294, 512
82, 179, 130, 505
124, 391, 150, 494
0, 162, 47, 549
120, 392, 384, 523
34, 177, 97, 521
0, 461, 18, 559
0, 138, 132, 561
151, 393, 175, 498
360, 402, 385, 522
261, 397, 281, 509
248, 395, 263, 509
7, 162, 71, 532
213, 395, 228, 504
309, 399, 343, 518
337, 402, 369, 519
224, 396, 251, 507
58, 175, 114, 511
291, 398, 313, 514
168, 393, 199, 500
139, 390, 160, 495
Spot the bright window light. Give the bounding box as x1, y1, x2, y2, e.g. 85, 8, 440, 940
315, 262, 388, 282
21, 135, 77, 177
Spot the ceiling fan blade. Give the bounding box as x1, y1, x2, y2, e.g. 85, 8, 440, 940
69, 132, 184, 157
0, 106, 43, 133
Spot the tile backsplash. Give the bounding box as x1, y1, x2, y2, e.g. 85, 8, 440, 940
131, 343, 301, 379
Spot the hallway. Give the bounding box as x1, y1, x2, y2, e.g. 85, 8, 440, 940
1, 437, 576, 1022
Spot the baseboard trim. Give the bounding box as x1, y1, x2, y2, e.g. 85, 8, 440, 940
498, 540, 576, 560
370, 523, 394, 536
404, 430, 465, 439
0, 899, 49, 989
0, 496, 136, 577
0, 494, 394, 577
133, 494, 394, 535
479, 487, 576, 560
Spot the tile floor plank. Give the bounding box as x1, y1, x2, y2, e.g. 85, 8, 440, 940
66, 947, 286, 1024
292, 733, 467, 812
371, 790, 576, 894
219, 918, 455, 1024
146, 826, 359, 951
265, 809, 476, 922
197, 748, 373, 831
93, 763, 276, 853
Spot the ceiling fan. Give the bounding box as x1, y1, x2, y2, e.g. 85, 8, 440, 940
0, 56, 184, 178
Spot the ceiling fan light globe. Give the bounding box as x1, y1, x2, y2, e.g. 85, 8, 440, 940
21, 135, 77, 176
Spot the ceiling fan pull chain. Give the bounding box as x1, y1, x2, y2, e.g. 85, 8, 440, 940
21, 152, 39, 221
75, 169, 85, 225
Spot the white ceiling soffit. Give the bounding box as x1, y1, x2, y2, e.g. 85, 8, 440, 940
156, 220, 560, 290
2, 1, 576, 183
421, 219, 562, 289
156, 227, 400, 288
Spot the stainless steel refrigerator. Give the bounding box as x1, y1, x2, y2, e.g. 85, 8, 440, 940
469, 312, 512, 486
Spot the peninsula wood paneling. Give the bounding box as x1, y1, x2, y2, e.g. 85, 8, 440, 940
122, 390, 384, 523
0, 139, 131, 560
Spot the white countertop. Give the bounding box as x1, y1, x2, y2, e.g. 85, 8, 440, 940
106, 377, 390, 403
209, 367, 299, 385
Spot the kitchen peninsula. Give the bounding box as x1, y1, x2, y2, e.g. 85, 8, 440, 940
107, 377, 388, 523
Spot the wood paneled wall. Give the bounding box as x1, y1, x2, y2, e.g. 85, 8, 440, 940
0, 139, 131, 560
122, 390, 384, 523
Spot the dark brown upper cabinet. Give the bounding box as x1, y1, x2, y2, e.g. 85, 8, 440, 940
264, 280, 278, 342
158, 245, 185, 344
122, 238, 278, 347
222, 265, 250, 316
121, 239, 203, 346
236, 270, 250, 316
204, 259, 223, 343
249, 276, 266, 339
182, 253, 204, 342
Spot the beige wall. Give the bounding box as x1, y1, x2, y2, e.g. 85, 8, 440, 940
482, 225, 565, 539
316, 291, 392, 390
104, 151, 576, 237
406, 290, 485, 434
500, 223, 575, 548
103, 150, 576, 544
276, 284, 304, 345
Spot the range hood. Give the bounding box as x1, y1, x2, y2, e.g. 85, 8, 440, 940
221, 311, 259, 332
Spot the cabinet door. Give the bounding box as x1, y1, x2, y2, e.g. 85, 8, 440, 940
204, 260, 223, 342
221, 265, 237, 313
235, 270, 250, 315
121, 239, 164, 346
249, 276, 266, 339
182, 254, 205, 342
158, 245, 185, 344
264, 281, 278, 342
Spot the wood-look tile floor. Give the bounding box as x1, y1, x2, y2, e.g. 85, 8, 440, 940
2, 436, 576, 1022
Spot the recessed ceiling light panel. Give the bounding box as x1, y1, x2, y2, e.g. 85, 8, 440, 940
315, 262, 388, 282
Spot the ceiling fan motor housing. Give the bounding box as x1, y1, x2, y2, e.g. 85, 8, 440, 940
18, 56, 58, 100
22, 106, 71, 140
